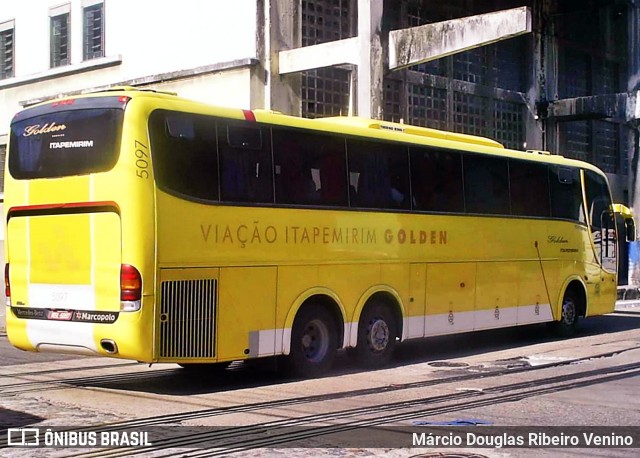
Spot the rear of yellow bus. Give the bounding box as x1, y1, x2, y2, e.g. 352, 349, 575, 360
4, 92, 156, 362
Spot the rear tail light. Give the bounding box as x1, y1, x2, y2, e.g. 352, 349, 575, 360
120, 264, 142, 302
51, 99, 75, 107
4, 263, 10, 305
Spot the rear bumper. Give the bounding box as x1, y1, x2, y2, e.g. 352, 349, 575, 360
5, 295, 155, 362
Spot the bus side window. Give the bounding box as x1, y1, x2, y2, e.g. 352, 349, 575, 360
463, 154, 510, 215
273, 129, 347, 206
509, 160, 550, 217
549, 166, 584, 222
219, 123, 273, 203
410, 148, 464, 213
318, 147, 348, 206
347, 139, 409, 210
149, 111, 219, 201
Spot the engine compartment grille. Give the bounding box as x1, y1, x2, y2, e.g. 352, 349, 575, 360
159, 278, 217, 359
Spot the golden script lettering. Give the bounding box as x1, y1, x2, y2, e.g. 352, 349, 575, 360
23, 122, 67, 137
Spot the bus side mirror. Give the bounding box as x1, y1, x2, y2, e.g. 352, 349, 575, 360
612, 204, 636, 242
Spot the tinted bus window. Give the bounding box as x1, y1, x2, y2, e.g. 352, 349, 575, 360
410, 148, 464, 213
549, 166, 584, 222
463, 154, 510, 215
149, 111, 219, 201
273, 128, 347, 206
584, 170, 616, 270
9, 108, 123, 179
219, 123, 273, 203
584, 170, 613, 228
347, 139, 409, 209
509, 160, 550, 217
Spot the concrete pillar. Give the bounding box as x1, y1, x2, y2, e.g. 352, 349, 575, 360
539, 0, 559, 153
526, 1, 546, 151
627, 2, 640, 284
266, 0, 301, 116
356, 0, 383, 119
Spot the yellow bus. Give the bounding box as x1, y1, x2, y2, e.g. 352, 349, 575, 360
4, 88, 635, 377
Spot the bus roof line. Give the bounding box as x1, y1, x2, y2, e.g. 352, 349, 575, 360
251, 110, 584, 164
89, 86, 178, 96
308, 116, 504, 149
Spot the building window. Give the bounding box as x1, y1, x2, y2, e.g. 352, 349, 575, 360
0, 21, 14, 80
51, 12, 70, 68
382, 2, 530, 151
301, 0, 356, 118
83, 2, 104, 60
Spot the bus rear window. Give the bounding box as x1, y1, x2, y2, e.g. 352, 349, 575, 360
8, 108, 123, 179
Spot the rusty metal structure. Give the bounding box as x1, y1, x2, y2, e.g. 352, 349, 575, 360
297, 0, 635, 191
289, 0, 639, 281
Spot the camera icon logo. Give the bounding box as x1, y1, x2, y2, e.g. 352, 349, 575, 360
7, 428, 40, 446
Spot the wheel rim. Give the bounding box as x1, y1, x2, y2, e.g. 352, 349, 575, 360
367, 318, 390, 352
300, 318, 330, 363
562, 298, 576, 325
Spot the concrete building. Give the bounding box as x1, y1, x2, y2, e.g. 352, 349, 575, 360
1, 0, 640, 288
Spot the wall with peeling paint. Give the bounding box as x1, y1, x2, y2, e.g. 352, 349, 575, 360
0, 0, 261, 130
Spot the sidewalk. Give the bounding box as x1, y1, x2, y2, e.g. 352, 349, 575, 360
614, 299, 640, 314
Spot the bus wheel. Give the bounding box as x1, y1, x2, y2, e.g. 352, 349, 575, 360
553, 290, 580, 337
355, 302, 397, 368
286, 306, 337, 378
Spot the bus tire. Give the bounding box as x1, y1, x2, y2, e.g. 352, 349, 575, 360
354, 302, 397, 368
286, 306, 337, 378
553, 289, 580, 337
